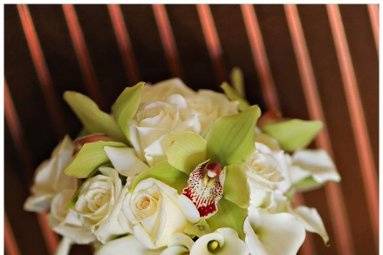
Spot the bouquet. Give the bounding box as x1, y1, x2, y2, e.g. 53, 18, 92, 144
24, 71, 340, 255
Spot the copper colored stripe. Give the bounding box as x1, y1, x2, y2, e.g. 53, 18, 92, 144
197, 4, 226, 83
241, 5, 280, 111
5, 214, 21, 255
5, 81, 59, 254
16, 4, 66, 137
62, 4, 104, 108
367, 4, 379, 52
37, 214, 58, 254
327, 4, 378, 242
153, 4, 182, 77
108, 4, 140, 83
285, 5, 355, 255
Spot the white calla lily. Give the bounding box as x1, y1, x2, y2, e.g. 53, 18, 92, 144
290, 149, 340, 187
24, 136, 77, 212
244, 209, 305, 255
190, 228, 247, 255
292, 206, 329, 244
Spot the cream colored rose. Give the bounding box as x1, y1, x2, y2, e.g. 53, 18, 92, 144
129, 79, 239, 165
74, 167, 122, 237
129, 91, 200, 165
124, 178, 192, 249
50, 189, 95, 244
245, 143, 291, 193
186, 90, 238, 133
24, 136, 77, 212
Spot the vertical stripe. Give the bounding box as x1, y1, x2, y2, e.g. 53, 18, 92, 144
5, 81, 59, 254
16, 4, 66, 137
153, 4, 182, 77
241, 5, 280, 111
62, 4, 104, 108
284, 5, 355, 255
327, 4, 378, 243
367, 4, 379, 52
197, 4, 226, 83
108, 4, 140, 83
5, 214, 21, 255
241, 5, 314, 254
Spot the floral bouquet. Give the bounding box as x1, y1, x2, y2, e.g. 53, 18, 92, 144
24, 70, 340, 255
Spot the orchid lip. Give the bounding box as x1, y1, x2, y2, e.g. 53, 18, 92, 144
182, 160, 224, 218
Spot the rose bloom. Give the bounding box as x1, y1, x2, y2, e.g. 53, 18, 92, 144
74, 167, 122, 239
129, 78, 238, 165
123, 178, 193, 249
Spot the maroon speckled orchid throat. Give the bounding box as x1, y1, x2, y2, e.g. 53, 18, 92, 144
182, 161, 225, 218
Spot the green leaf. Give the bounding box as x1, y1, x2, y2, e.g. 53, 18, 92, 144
230, 67, 245, 97
163, 131, 207, 174
111, 82, 145, 140
262, 119, 323, 152
206, 106, 261, 165
64, 92, 125, 141
130, 161, 187, 193
223, 165, 249, 208
64, 141, 126, 178
221, 82, 250, 111
207, 198, 247, 239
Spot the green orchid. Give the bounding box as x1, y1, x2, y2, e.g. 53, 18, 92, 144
130, 106, 261, 237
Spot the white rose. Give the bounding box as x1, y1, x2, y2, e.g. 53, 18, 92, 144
245, 143, 291, 193
129, 98, 199, 165
129, 79, 239, 165
186, 90, 238, 133
190, 228, 247, 255
244, 209, 305, 255
24, 136, 77, 212
74, 167, 122, 238
50, 189, 95, 244
124, 178, 193, 249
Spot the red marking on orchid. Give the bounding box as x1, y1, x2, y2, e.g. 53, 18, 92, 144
182, 160, 224, 218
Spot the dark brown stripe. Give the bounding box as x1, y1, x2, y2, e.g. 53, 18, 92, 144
327, 5, 378, 244
108, 4, 140, 83
197, 4, 226, 83
285, 5, 355, 255
5, 80, 59, 254
62, 4, 104, 108
16, 4, 66, 137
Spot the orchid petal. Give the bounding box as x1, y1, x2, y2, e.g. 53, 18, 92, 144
206, 106, 261, 165
262, 119, 322, 152
64, 92, 124, 141
64, 141, 125, 178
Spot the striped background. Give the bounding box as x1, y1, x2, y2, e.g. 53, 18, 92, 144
4, 4, 378, 255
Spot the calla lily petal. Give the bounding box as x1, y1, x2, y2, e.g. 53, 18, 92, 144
293, 206, 329, 244
244, 210, 305, 255
190, 228, 247, 255
290, 149, 340, 190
